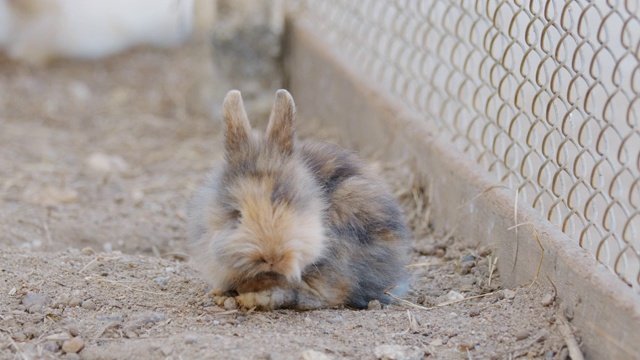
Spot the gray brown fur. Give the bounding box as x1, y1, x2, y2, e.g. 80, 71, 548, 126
187, 89, 410, 310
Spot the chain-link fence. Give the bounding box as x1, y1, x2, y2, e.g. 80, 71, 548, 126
295, 0, 640, 291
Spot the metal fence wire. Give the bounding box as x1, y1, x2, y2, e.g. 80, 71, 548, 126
295, 0, 640, 291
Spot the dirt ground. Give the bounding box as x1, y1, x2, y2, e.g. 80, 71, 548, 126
0, 40, 574, 359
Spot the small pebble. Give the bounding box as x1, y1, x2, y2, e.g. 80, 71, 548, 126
301, 349, 334, 360
125, 331, 138, 339
415, 244, 436, 256
367, 299, 382, 310
446, 290, 464, 302
131, 190, 144, 205
81, 247, 95, 255
373, 344, 422, 360
155, 276, 169, 287
541, 293, 555, 307
468, 308, 481, 317
22, 292, 51, 313
515, 330, 530, 341
143, 313, 168, 324
68, 298, 82, 307
97, 314, 123, 322
461, 254, 476, 262
42, 342, 60, 353
81, 299, 96, 310
435, 248, 446, 258
223, 297, 238, 310
458, 342, 475, 351
502, 289, 516, 300
327, 315, 344, 324
184, 334, 199, 344
430, 338, 443, 347
460, 262, 474, 275
62, 337, 84, 354
165, 267, 175, 273
67, 324, 79, 337
160, 345, 173, 356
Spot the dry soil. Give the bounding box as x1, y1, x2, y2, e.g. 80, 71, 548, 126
0, 40, 574, 359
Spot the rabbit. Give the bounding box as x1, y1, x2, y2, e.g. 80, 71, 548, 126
0, 0, 193, 64
187, 89, 411, 310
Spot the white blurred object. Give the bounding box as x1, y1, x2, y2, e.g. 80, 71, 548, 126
0, 0, 194, 64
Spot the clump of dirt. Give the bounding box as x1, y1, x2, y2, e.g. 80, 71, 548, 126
0, 41, 572, 359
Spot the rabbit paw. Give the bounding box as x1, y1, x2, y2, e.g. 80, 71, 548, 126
236, 288, 295, 310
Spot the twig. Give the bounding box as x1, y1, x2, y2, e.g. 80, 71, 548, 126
385, 290, 497, 311
504, 189, 544, 287
558, 313, 584, 360
79, 258, 98, 273
488, 255, 498, 287
7, 335, 28, 360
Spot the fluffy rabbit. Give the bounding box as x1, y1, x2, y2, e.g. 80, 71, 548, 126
188, 89, 411, 310
0, 0, 193, 64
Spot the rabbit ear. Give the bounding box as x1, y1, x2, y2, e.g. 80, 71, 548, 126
266, 89, 296, 154
223, 90, 252, 158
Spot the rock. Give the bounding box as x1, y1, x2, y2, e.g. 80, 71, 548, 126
42, 341, 60, 353
184, 334, 199, 344
458, 342, 475, 351
131, 189, 144, 205
143, 313, 168, 324
327, 315, 344, 324
429, 338, 443, 347
445, 290, 464, 302
22, 292, 51, 313
81, 299, 96, 310
468, 307, 481, 317
373, 345, 422, 360
155, 276, 169, 287
223, 297, 238, 310
61, 337, 84, 354
301, 349, 334, 360
460, 262, 474, 275
67, 324, 80, 337
81, 247, 95, 255
97, 314, 123, 322
68, 298, 82, 307
541, 293, 554, 307
160, 345, 173, 356
502, 289, 516, 300
415, 244, 436, 256
86, 153, 129, 173
367, 299, 382, 310
515, 330, 530, 340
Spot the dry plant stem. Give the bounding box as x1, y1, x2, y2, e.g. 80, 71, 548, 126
487, 255, 498, 287
503, 188, 545, 287
7, 335, 28, 360
384, 290, 497, 311
558, 313, 584, 360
